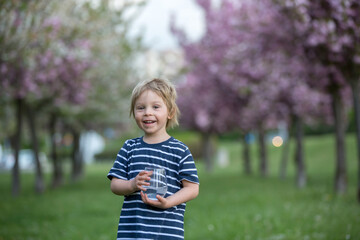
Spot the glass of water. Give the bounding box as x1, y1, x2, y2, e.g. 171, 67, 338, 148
143, 167, 168, 200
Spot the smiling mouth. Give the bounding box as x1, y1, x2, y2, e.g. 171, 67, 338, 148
143, 120, 156, 124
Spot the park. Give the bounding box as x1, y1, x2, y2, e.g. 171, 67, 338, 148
1, 0, 360, 239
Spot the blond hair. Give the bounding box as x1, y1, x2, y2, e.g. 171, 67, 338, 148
130, 78, 180, 128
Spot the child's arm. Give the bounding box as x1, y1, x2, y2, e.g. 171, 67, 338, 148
140, 180, 199, 209
111, 171, 151, 196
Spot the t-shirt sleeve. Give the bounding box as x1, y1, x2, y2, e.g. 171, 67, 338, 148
179, 148, 199, 184
107, 142, 129, 181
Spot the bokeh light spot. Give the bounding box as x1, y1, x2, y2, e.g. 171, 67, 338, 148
272, 136, 283, 147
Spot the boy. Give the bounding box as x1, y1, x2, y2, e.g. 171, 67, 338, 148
107, 78, 199, 239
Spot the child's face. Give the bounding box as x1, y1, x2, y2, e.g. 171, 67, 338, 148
134, 90, 171, 139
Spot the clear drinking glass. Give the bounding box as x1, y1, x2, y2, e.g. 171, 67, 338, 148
143, 167, 168, 200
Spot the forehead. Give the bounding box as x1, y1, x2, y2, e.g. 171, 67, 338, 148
135, 89, 165, 103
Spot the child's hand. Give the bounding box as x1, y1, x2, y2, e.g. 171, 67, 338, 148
132, 170, 152, 192
140, 191, 170, 209
140, 180, 199, 209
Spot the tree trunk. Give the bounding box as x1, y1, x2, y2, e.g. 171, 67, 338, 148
350, 79, 360, 202
258, 128, 268, 177
201, 132, 214, 172
71, 129, 83, 182
332, 91, 347, 194
279, 136, 290, 180
294, 116, 306, 188
25, 103, 45, 194
12, 98, 23, 196
243, 133, 252, 175
279, 122, 291, 180
50, 113, 63, 188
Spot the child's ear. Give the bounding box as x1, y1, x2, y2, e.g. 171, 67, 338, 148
168, 108, 175, 119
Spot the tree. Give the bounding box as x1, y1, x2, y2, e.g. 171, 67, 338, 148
0, 0, 54, 195
1, 0, 147, 195
177, 74, 241, 171
173, 0, 332, 183
281, 0, 357, 195
56, 0, 146, 181
1, 1, 93, 193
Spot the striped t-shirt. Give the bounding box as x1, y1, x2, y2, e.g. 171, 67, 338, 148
107, 136, 199, 240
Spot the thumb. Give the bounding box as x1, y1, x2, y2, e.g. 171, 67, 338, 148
156, 195, 166, 203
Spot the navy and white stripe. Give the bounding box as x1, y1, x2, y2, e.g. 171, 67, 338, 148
107, 137, 199, 240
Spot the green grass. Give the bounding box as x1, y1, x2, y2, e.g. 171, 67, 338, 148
0, 134, 359, 240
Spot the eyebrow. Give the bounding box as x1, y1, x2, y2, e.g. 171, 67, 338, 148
136, 100, 164, 104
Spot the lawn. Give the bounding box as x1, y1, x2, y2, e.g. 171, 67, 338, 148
0, 134, 359, 240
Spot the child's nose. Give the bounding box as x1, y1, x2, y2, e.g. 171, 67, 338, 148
144, 107, 153, 115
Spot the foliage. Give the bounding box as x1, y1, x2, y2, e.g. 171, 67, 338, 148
294, 0, 360, 81
59, 0, 146, 130
171, 0, 336, 135
0, 0, 146, 134
0, 1, 92, 105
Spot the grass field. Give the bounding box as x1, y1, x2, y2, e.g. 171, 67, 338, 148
0, 134, 359, 240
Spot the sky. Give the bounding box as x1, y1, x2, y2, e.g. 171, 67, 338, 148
128, 0, 205, 50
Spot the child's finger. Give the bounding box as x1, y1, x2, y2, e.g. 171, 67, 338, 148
140, 191, 149, 203
140, 191, 145, 200
138, 176, 151, 184
138, 170, 148, 176
139, 186, 147, 192
141, 181, 150, 186
138, 182, 149, 191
